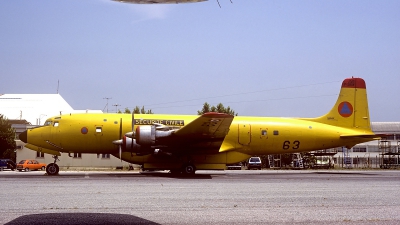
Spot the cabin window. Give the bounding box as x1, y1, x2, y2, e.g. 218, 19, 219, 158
96, 127, 102, 133
53, 122, 59, 127
103, 119, 107, 122
114, 121, 118, 124
261, 130, 267, 136
273, 130, 279, 135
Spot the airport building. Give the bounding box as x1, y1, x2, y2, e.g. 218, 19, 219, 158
2, 94, 400, 170
1, 94, 130, 169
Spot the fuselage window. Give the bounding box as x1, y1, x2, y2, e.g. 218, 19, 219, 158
53, 122, 59, 127
261, 130, 267, 136
96, 127, 102, 133
273, 130, 279, 135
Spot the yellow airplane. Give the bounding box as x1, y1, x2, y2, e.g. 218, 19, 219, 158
19, 77, 379, 175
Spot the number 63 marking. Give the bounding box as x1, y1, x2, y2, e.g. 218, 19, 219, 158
282, 140, 300, 150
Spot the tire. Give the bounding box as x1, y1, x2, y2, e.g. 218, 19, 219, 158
182, 164, 196, 175
46, 163, 59, 176
25, 168, 30, 172
41, 166, 45, 170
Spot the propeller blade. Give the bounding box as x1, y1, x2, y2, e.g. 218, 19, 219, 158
131, 113, 135, 149
119, 145, 122, 162
119, 118, 122, 162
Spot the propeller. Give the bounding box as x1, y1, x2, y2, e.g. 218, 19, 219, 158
119, 118, 122, 162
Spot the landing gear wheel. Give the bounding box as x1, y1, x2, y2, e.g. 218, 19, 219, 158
46, 163, 59, 176
182, 164, 196, 175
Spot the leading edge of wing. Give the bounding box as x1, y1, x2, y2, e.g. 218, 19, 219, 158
174, 112, 234, 139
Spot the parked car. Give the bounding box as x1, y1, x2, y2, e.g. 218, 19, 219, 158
0, 159, 16, 171
226, 162, 243, 170
247, 157, 262, 170
17, 160, 46, 172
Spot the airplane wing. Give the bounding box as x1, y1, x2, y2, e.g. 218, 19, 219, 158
167, 112, 234, 153
112, 0, 207, 4
175, 112, 234, 138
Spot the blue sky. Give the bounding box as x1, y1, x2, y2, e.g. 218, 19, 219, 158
1, 0, 399, 121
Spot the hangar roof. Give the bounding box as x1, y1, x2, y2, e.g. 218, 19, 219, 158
0, 94, 101, 125
371, 122, 400, 134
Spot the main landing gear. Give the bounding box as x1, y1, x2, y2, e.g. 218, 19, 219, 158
46, 155, 60, 176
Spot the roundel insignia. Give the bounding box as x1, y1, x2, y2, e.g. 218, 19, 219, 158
81, 127, 88, 134
338, 101, 353, 117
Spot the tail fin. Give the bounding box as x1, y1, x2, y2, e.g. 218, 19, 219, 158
305, 77, 372, 131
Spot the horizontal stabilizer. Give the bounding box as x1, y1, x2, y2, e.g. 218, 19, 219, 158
340, 134, 384, 139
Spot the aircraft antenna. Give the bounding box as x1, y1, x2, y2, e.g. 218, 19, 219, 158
103, 97, 112, 113
216, 0, 232, 8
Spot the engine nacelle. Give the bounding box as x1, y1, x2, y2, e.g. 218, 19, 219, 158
122, 136, 141, 153
135, 125, 175, 146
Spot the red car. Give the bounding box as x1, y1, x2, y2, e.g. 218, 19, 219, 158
17, 160, 46, 172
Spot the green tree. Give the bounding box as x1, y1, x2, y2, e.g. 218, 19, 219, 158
197, 102, 237, 116
132, 106, 153, 114
124, 108, 131, 114
0, 115, 16, 161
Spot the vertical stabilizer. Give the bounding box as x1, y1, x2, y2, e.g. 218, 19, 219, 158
305, 77, 372, 131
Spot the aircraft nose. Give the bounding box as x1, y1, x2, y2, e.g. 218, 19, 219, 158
19, 131, 28, 143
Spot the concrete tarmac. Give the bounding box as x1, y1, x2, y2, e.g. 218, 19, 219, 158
1, 169, 400, 224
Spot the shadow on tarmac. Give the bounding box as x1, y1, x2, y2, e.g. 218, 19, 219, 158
5, 213, 159, 225
139, 172, 213, 179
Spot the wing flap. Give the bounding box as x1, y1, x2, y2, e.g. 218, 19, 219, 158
174, 112, 234, 139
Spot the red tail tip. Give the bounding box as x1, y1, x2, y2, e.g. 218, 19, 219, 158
341, 77, 366, 89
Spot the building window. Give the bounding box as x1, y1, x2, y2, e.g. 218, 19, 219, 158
36, 151, 44, 158
353, 147, 366, 152
102, 154, 110, 159
73, 153, 82, 158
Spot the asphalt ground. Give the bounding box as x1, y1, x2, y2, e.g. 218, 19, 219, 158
1, 169, 400, 225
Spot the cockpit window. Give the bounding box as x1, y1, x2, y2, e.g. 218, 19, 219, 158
44, 121, 52, 126
53, 122, 59, 127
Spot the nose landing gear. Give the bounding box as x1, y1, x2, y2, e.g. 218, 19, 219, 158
46, 155, 60, 176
